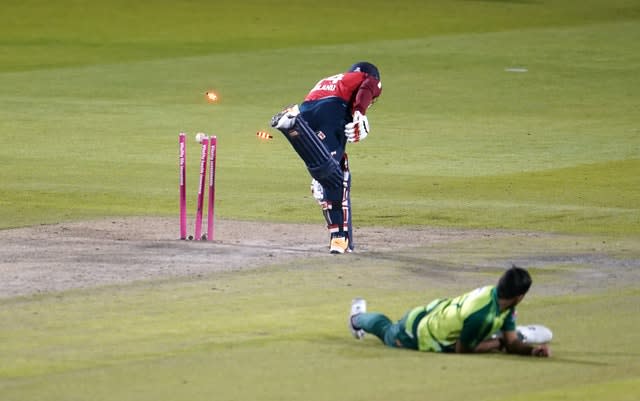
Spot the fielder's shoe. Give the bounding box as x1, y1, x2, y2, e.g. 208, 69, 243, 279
271, 104, 300, 130
349, 298, 367, 339
329, 233, 350, 254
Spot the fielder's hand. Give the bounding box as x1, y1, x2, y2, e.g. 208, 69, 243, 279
345, 110, 369, 143
531, 344, 552, 357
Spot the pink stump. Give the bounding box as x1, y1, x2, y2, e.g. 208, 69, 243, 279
207, 136, 217, 241
194, 136, 209, 240
179, 133, 187, 240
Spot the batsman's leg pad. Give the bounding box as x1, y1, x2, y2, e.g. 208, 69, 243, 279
320, 154, 353, 250
279, 116, 341, 188
307, 158, 343, 189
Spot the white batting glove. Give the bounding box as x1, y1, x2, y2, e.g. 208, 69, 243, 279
345, 110, 369, 143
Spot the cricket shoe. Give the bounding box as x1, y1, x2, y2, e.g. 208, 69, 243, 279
349, 298, 367, 339
329, 233, 350, 254
271, 104, 300, 130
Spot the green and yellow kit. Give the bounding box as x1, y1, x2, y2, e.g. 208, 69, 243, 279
354, 285, 516, 352
407, 285, 516, 352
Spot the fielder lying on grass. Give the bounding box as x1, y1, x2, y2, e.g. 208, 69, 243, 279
348, 265, 552, 357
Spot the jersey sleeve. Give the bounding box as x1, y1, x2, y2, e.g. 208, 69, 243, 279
352, 76, 382, 115
501, 308, 517, 332
458, 310, 488, 350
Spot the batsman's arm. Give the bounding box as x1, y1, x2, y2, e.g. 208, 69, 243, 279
352, 76, 382, 115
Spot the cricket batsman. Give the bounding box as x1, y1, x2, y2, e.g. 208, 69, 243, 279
271, 62, 383, 254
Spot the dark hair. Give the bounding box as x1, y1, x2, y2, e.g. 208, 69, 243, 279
496, 265, 532, 299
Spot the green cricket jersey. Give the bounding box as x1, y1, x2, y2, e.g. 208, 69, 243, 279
405, 286, 516, 352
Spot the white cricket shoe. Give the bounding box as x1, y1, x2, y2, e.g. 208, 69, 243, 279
349, 298, 367, 339
271, 104, 300, 130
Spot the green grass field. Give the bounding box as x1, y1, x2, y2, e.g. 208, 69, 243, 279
1, 0, 638, 233
1, 1, 640, 400
2, 260, 639, 401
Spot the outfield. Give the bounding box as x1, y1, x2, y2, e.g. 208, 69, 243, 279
1, 1, 639, 400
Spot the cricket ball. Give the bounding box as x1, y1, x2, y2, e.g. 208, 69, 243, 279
195, 133, 207, 144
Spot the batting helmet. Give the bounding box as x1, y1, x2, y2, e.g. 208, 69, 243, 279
348, 62, 380, 80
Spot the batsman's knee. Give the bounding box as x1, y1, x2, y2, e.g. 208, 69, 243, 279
276, 113, 344, 188
307, 158, 342, 189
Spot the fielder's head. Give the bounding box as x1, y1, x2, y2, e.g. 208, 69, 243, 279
496, 265, 532, 301
349, 61, 380, 81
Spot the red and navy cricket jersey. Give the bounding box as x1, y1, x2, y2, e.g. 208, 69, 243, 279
304, 72, 382, 114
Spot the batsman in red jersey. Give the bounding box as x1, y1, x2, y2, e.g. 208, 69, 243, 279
271, 62, 382, 254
